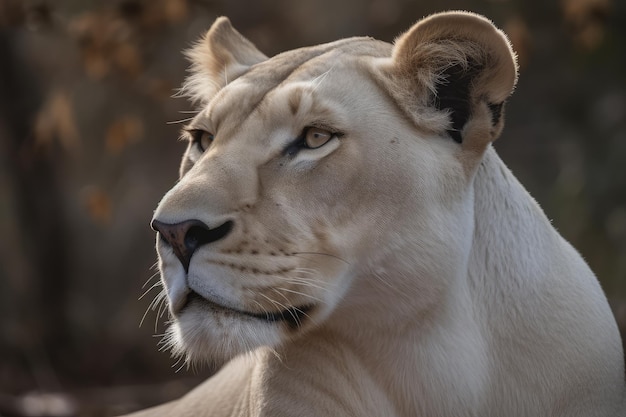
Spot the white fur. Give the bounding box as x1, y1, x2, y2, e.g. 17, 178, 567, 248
124, 11, 625, 417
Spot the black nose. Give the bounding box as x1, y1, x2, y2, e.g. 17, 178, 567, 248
151, 219, 233, 272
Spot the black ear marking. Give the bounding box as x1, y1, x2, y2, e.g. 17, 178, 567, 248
434, 61, 483, 144
487, 101, 503, 126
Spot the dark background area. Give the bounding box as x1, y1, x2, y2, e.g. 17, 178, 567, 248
0, 0, 625, 415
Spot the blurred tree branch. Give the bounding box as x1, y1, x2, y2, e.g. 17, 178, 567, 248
0, 28, 70, 388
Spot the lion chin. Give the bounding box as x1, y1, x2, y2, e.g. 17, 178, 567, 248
123, 11, 626, 417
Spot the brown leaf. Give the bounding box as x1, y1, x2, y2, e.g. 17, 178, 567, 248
105, 116, 144, 154
83, 187, 112, 225
113, 42, 142, 77
145, 77, 175, 100
561, 0, 610, 50
163, 0, 189, 24
34, 90, 80, 154
83, 46, 111, 79
0, 0, 25, 28
504, 17, 532, 69
70, 11, 139, 79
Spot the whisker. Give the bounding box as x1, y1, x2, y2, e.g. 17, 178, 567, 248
142, 269, 160, 289
293, 251, 350, 264
283, 272, 322, 282
292, 306, 313, 323
272, 288, 314, 324
258, 294, 301, 327
138, 281, 162, 300
283, 282, 329, 294
251, 299, 269, 315
291, 267, 319, 275
140, 290, 166, 328
139, 293, 160, 328
271, 289, 314, 323
155, 296, 169, 332
283, 275, 330, 293
171, 87, 185, 98
166, 116, 195, 125
172, 356, 186, 373
158, 334, 172, 351
158, 298, 170, 319
275, 287, 325, 304
139, 306, 152, 329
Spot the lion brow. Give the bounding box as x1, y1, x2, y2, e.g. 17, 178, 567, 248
216, 38, 387, 130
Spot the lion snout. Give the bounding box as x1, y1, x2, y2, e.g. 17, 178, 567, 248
151, 218, 234, 272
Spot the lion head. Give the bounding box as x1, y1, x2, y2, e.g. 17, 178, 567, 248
151, 11, 517, 366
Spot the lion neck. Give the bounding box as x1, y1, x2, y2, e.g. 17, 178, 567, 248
276, 146, 562, 415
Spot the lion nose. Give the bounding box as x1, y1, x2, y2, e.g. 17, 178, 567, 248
150, 219, 233, 272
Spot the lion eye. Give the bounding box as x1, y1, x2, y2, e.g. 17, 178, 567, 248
303, 127, 333, 149
189, 129, 214, 152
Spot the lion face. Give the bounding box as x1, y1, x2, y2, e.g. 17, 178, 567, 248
151, 13, 517, 365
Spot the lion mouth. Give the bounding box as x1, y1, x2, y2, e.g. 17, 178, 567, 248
185, 291, 313, 328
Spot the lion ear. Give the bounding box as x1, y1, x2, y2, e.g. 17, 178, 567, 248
384, 11, 518, 154
183, 17, 268, 104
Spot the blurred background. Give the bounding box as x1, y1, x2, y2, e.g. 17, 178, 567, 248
0, 0, 624, 415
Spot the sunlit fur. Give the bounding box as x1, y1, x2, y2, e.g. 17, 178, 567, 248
125, 11, 625, 417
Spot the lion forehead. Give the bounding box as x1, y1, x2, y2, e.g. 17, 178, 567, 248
204, 38, 392, 130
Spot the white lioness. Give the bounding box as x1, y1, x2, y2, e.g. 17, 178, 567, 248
127, 11, 626, 417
